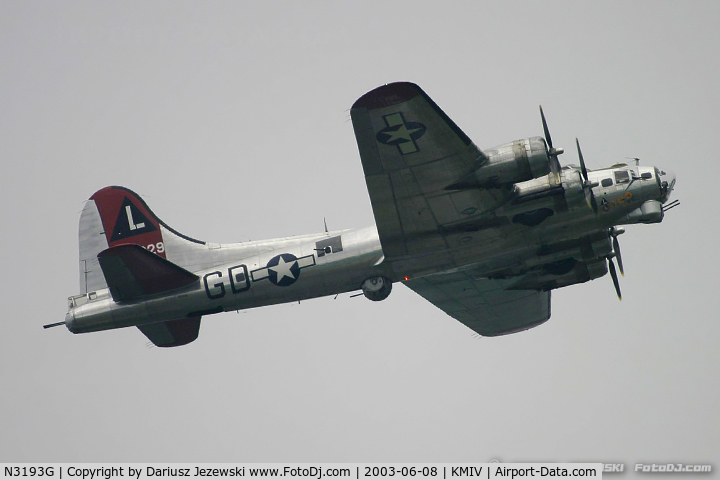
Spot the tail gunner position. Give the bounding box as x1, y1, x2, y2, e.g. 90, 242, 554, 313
48, 83, 678, 346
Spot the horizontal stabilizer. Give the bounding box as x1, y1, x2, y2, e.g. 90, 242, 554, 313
98, 244, 199, 302
138, 316, 201, 347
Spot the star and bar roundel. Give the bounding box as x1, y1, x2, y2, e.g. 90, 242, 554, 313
375, 112, 426, 155
250, 253, 316, 287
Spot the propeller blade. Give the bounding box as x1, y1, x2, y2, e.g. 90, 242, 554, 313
540, 106, 563, 184
608, 257, 622, 300
540, 106, 553, 150
574, 138, 598, 214
575, 138, 589, 183
584, 189, 598, 214
612, 235, 624, 276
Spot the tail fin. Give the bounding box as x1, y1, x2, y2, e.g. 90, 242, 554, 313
79, 186, 206, 293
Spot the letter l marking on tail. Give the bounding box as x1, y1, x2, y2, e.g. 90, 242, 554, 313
126, 205, 145, 230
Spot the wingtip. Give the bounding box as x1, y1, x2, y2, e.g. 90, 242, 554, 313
352, 82, 422, 110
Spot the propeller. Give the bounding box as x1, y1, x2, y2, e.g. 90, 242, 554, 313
539, 106, 564, 183
607, 254, 622, 300
606, 226, 625, 299
575, 138, 599, 214
610, 226, 625, 276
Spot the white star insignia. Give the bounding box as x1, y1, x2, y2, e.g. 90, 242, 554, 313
382, 124, 421, 143
270, 256, 296, 283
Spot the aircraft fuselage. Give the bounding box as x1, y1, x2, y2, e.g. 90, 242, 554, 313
65, 163, 671, 336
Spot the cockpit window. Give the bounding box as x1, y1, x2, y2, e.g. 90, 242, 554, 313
614, 170, 630, 184
601, 178, 613, 187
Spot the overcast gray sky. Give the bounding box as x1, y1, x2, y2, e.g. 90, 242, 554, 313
1, 1, 718, 473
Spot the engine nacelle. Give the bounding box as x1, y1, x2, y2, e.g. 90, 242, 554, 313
509, 258, 608, 291
527, 232, 612, 269
544, 258, 608, 290
452, 137, 551, 189
361, 276, 392, 301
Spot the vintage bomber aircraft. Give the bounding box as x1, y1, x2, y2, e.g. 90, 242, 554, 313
47, 82, 677, 347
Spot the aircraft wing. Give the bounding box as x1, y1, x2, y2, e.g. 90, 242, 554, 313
351, 82, 507, 266
405, 273, 551, 336
352, 83, 551, 336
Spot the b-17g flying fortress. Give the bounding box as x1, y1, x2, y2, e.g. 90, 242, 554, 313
46, 82, 677, 347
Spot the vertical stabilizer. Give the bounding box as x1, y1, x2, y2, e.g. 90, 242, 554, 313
78, 186, 206, 293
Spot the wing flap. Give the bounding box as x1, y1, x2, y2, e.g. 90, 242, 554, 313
405, 272, 551, 336
97, 244, 199, 302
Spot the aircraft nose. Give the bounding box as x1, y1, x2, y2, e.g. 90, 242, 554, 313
657, 168, 676, 202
